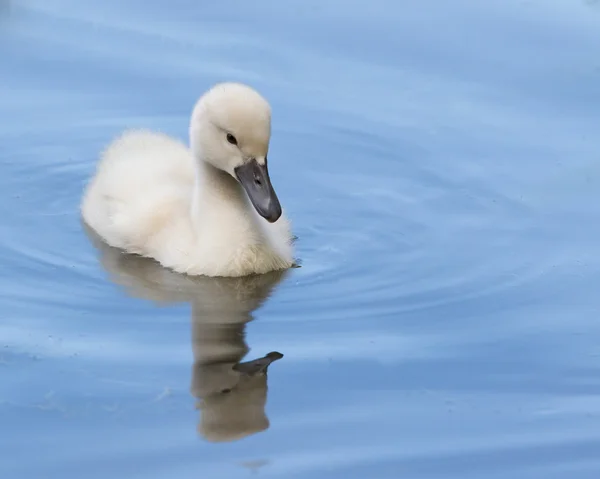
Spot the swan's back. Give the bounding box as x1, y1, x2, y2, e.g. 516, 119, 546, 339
81, 130, 196, 254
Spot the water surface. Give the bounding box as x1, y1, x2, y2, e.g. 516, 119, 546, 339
1, 0, 600, 477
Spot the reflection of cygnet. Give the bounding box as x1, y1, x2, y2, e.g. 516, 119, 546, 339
84, 224, 288, 443
193, 340, 283, 442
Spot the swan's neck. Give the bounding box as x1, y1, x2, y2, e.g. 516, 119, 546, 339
190, 159, 259, 237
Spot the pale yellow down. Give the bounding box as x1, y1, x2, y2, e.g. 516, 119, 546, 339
81, 82, 294, 277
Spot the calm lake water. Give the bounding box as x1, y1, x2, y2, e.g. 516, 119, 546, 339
2, 0, 600, 477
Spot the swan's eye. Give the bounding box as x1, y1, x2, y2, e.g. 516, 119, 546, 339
226, 133, 238, 146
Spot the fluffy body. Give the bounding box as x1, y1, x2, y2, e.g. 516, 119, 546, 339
81, 83, 294, 277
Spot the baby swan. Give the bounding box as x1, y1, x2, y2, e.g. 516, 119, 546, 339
81, 82, 294, 277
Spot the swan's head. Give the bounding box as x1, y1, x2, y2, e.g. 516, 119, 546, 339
190, 82, 282, 223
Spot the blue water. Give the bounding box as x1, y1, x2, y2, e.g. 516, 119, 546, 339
2, 0, 600, 477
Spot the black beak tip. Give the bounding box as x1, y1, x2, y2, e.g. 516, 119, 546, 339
265, 207, 282, 223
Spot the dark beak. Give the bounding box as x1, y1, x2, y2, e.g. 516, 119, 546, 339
234, 158, 282, 223
233, 351, 284, 376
